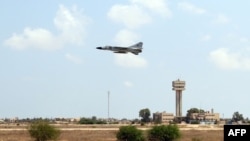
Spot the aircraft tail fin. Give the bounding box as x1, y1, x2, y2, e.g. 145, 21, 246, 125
129, 42, 143, 48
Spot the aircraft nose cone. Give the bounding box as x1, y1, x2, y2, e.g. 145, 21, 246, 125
96, 47, 102, 49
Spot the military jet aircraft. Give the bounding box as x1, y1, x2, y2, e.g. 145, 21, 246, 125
96, 42, 143, 55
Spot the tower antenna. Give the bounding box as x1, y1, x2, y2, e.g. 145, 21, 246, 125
172, 79, 186, 117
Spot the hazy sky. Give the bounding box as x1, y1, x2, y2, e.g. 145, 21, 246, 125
1, 0, 250, 119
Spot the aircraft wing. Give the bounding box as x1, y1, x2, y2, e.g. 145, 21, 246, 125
113, 47, 141, 55
114, 51, 127, 54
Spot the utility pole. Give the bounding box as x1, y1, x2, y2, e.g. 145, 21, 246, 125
108, 91, 110, 123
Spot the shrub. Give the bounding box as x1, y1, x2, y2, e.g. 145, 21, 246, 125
190, 120, 200, 124
192, 137, 203, 141
116, 125, 145, 141
79, 117, 107, 124
28, 120, 60, 141
147, 125, 181, 141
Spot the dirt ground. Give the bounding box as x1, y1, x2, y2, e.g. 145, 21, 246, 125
0, 129, 223, 141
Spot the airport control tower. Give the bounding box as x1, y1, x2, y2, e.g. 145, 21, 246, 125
172, 79, 185, 117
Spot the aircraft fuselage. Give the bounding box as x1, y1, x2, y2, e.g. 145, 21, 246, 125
96, 42, 143, 55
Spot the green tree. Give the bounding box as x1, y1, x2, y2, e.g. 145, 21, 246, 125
139, 108, 151, 123
232, 111, 244, 122
79, 117, 94, 124
244, 117, 249, 123
186, 108, 205, 117
28, 120, 60, 141
148, 125, 181, 141
116, 125, 145, 141
79, 117, 106, 124
186, 108, 205, 123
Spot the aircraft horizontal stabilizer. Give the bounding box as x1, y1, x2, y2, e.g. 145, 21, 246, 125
131, 52, 138, 55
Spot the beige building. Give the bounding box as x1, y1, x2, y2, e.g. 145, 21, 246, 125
189, 111, 220, 122
153, 111, 174, 123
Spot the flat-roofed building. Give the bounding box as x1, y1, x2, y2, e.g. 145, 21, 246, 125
153, 111, 174, 123
189, 109, 220, 122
